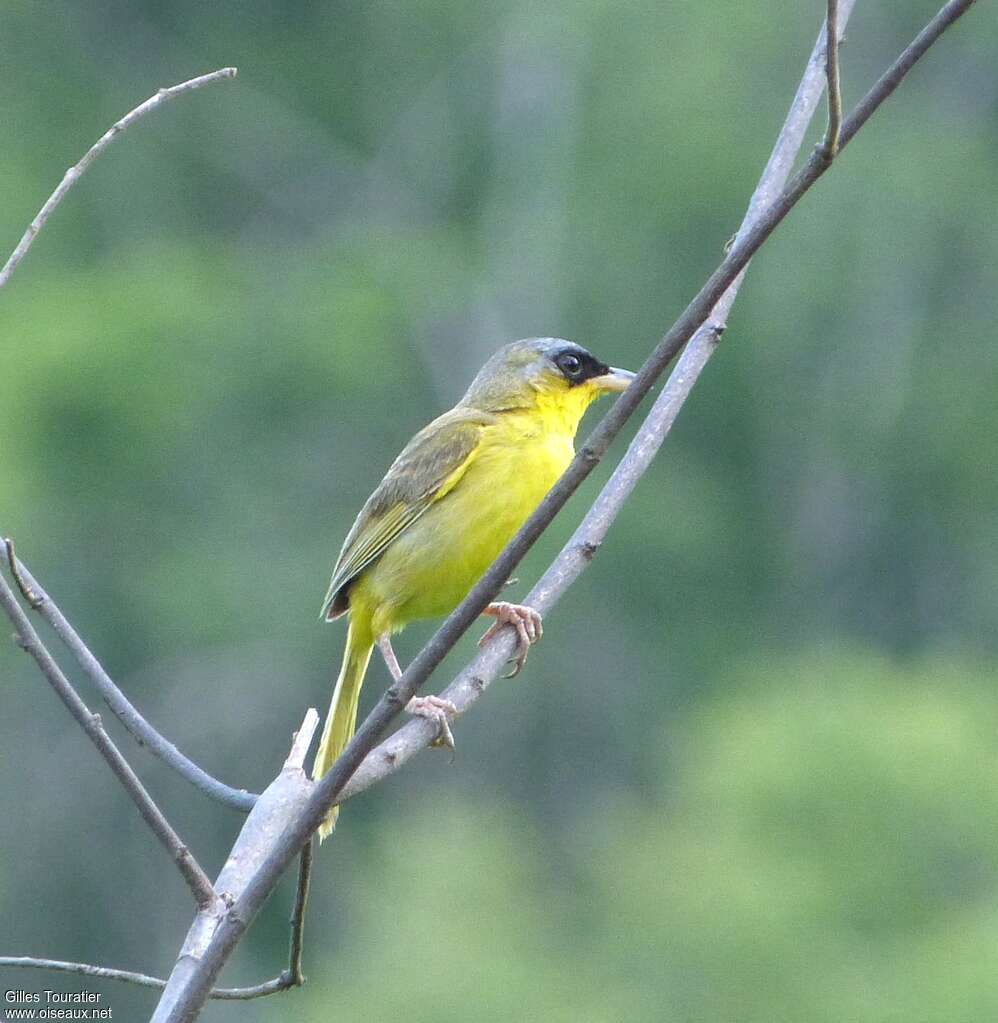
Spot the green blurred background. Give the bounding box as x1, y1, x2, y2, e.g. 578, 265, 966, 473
2, 2, 997, 1021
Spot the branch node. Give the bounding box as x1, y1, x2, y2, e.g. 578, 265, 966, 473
577, 540, 601, 561
815, 140, 836, 165
279, 966, 305, 988
226, 902, 249, 929
4, 539, 44, 608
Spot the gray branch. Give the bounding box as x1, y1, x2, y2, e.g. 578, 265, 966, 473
2, 540, 257, 811
0, 67, 237, 290
0, 958, 293, 1002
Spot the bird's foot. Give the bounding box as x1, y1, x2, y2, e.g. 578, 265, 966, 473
406, 694, 458, 752
479, 601, 543, 677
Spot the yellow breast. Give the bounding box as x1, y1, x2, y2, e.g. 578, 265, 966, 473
353, 407, 576, 634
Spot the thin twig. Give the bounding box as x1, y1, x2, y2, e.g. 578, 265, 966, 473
150, 3, 978, 1019
287, 841, 313, 986
0, 67, 236, 290
822, 0, 843, 158
0, 958, 297, 1002
1, 539, 257, 811
0, 571, 219, 909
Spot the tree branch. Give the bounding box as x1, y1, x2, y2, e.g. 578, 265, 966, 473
0, 958, 294, 1002
149, 2, 978, 1019
0, 571, 218, 909
0, 67, 237, 291
286, 840, 313, 987
2, 539, 258, 811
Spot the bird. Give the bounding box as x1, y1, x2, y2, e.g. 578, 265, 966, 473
312, 337, 634, 839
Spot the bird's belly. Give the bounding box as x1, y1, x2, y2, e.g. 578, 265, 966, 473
359, 424, 572, 632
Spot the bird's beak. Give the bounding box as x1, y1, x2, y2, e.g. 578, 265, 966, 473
592, 367, 636, 393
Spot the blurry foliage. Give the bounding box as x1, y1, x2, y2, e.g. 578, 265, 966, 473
1, 1, 997, 1021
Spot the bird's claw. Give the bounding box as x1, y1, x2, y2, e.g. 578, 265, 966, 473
479, 601, 543, 677
406, 694, 458, 753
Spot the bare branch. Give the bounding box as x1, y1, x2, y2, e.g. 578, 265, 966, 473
0, 570, 218, 909
149, 2, 979, 1018
0, 957, 297, 1002
0, 958, 171, 993
280, 725, 318, 988
822, 0, 843, 158
287, 841, 314, 986
0, 68, 236, 290
1, 539, 258, 811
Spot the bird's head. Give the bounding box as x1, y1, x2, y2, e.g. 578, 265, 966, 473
459, 338, 634, 426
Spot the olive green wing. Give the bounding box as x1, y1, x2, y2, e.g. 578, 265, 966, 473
321, 407, 492, 619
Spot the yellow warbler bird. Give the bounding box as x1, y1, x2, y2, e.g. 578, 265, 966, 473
313, 338, 633, 838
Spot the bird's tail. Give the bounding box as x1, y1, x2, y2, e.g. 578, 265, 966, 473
312, 616, 374, 841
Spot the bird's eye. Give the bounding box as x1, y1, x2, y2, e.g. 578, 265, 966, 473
558, 353, 583, 378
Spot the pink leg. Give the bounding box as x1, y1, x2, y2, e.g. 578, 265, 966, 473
377, 634, 457, 750
377, 634, 403, 681
479, 601, 544, 677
